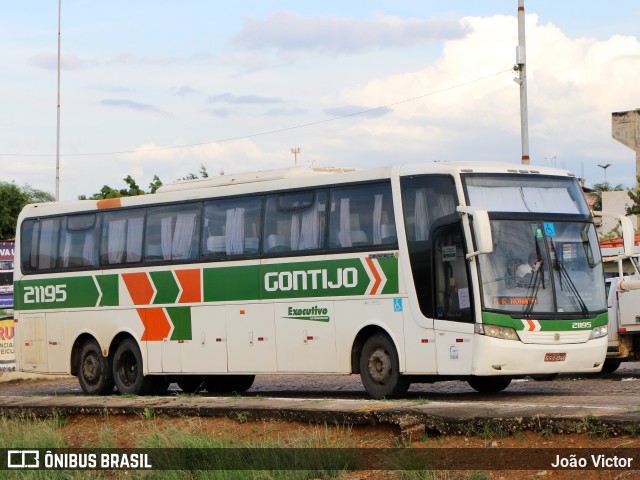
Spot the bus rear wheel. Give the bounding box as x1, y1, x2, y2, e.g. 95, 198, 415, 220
359, 333, 410, 399
204, 375, 255, 393
78, 340, 114, 395
112, 339, 155, 395
467, 376, 512, 393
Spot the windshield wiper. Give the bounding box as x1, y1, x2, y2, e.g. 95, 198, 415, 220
551, 241, 589, 317
523, 237, 545, 317
524, 261, 543, 316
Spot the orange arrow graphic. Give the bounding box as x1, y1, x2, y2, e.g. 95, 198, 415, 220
139, 308, 172, 341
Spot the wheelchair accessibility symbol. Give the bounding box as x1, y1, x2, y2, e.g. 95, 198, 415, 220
393, 298, 403, 312
543, 222, 556, 237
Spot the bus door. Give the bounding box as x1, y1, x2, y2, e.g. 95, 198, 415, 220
432, 222, 475, 374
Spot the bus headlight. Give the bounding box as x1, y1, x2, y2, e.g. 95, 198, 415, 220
475, 324, 519, 341
589, 325, 608, 339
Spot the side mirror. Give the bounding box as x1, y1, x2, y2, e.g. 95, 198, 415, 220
594, 212, 636, 258
457, 206, 493, 258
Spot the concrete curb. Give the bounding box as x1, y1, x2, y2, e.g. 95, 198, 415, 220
1, 395, 639, 437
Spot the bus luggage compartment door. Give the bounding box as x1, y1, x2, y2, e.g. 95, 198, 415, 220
17, 314, 48, 372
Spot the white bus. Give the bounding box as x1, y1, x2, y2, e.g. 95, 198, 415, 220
13, 163, 615, 398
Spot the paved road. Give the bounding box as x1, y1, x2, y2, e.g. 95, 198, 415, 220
2, 362, 639, 412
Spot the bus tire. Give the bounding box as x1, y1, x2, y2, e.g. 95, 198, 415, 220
600, 359, 622, 374
205, 375, 255, 393
78, 340, 114, 395
359, 333, 410, 399
112, 339, 154, 395
177, 376, 207, 393
467, 376, 511, 393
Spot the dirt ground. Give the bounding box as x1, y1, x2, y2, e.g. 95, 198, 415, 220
50, 414, 640, 480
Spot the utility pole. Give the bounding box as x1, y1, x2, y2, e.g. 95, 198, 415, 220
55, 0, 62, 201
514, 0, 530, 165
291, 147, 300, 166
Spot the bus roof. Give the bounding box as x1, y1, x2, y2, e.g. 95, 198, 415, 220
18, 161, 577, 219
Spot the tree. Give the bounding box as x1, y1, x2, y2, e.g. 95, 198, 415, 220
590, 181, 624, 211
78, 176, 147, 200
180, 163, 209, 181
0, 182, 54, 240
148, 175, 163, 194
625, 176, 640, 216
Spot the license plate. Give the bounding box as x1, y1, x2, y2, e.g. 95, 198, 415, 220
544, 353, 566, 362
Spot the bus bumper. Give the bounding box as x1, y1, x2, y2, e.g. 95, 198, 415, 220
472, 335, 608, 375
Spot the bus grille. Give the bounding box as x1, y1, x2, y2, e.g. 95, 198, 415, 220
517, 330, 591, 344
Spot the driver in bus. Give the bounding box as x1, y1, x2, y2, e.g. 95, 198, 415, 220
516, 252, 541, 285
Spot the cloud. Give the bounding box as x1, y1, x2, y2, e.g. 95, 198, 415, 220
232, 11, 469, 54
265, 107, 307, 116
332, 14, 640, 181
324, 105, 392, 118
207, 92, 285, 105
29, 52, 88, 70
173, 85, 203, 97
99, 99, 170, 116
203, 108, 232, 117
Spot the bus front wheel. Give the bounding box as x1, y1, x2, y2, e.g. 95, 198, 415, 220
112, 339, 155, 395
600, 359, 622, 374
359, 333, 410, 399
78, 340, 114, 395
467, 376, 512, 393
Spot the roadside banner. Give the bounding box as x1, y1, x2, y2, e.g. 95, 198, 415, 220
0, 242, 14, 262
0, 318, 15, 372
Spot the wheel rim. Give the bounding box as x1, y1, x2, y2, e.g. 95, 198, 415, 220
81, 352, 101, 386
368, 347, 392, 385
118, 351, 138, 387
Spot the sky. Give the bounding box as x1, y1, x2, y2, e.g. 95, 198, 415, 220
1, 1, 639, 201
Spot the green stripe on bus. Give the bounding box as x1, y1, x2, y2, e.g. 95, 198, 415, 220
99, 274, 119, 307
203, 265, 261, 302
15, 255, 400, 310
167, 307, 192, 341
481, 311, 607, 330
150, 271, 180, 304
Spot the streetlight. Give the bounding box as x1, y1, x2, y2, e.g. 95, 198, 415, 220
597, 163, 612, 183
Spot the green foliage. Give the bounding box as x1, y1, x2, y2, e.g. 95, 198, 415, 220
148, 175, 163, 194
625, 176, 640, 216
0, 181, 54, 239
78, 175, 147, 200
79, 165, 210, 200
180, 163, 209, 181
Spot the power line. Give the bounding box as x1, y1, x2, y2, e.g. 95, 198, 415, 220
1, 68, 513, 158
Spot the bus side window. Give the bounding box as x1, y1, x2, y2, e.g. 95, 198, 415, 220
58, 214, 101, 268
101, 209, 145, 265
145, 204, 201, 263
22, 218, 61, 272
263, 190, 326, 254
20, 220, 38, 273
202, 197, 262, 257
328, 183, 395, 249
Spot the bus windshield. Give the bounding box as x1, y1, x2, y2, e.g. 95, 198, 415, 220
477, 220, 606, 316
